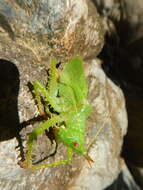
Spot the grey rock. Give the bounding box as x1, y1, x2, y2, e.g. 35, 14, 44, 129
0, 0, 104, 63
0, 0, 128, 190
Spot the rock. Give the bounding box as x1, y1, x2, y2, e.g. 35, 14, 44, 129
121, 0, 143, 43
93, 1, 143, 189
0, 0, 128, 190
0, 0, 104, 63
104, 162, 141, 190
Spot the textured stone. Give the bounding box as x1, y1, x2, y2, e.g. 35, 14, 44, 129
0, 0, 128, 189
93, 1, 143, 189
0, 0, 104, 63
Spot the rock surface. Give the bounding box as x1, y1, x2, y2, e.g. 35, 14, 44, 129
0, 0, 104, 62
0, 0, 128, 190
93, 1, 143, 189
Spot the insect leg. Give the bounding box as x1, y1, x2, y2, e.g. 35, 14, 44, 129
32, 59, 59, 115
32, 81, 64, 113
47, 58, 58, 98
32, 81, 48, 116
19, 114, 67, 169
46, 59, 70, 112
31, 147, 73, 170
32, 59, 71, 113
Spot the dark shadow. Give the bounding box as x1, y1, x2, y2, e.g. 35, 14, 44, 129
97, 8, 143, 189
104, 172, 139, 190
90, 0, 105, 14
0, 59, 20, 141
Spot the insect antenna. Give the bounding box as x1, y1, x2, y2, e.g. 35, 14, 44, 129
84, 154, 94, 168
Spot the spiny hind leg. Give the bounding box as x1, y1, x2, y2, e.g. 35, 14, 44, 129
19, 114, 67, 169
32, 59, 59, 116
32, 80, 65, 113
32, 59, 69, 113
31, 147, 73, 170
32, 81, 50, 117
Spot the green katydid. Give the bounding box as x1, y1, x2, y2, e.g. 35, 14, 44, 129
20, 57, 93, 170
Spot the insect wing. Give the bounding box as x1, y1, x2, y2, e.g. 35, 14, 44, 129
58, 83, 77, 111
60, 57, 88, 103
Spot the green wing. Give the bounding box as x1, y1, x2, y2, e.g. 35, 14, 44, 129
60, 57, 88, 103
58, 83, 77, 111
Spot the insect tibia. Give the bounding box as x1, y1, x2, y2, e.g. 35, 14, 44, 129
27, 132, 37, 141
48, 58, 59, 95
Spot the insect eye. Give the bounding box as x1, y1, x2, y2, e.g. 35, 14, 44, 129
73, 142, 79, 147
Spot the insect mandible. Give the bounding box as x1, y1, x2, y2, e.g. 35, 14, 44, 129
20, 57, 93, 170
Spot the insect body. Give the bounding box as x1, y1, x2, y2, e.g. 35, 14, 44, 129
20, 57, 92, 169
